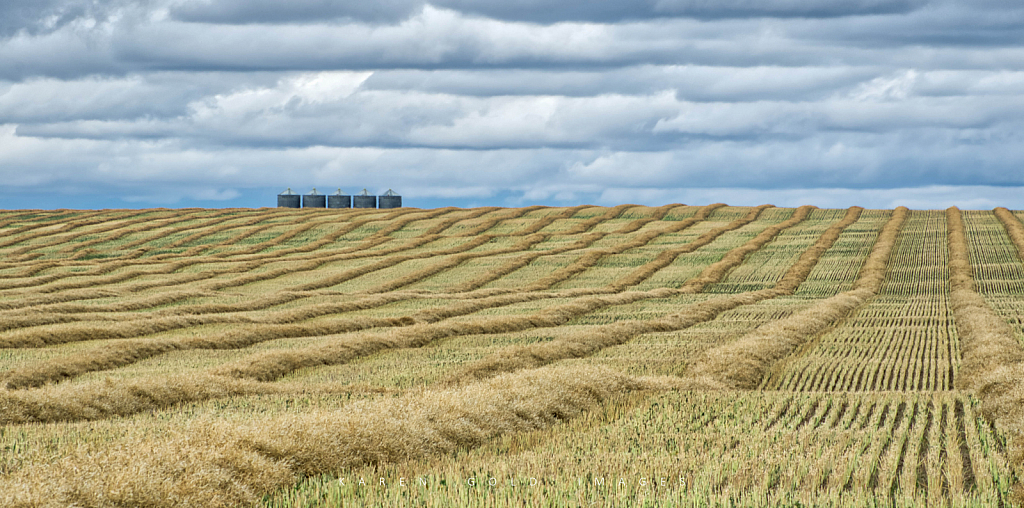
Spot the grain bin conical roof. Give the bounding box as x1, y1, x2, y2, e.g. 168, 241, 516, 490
382, 189, 399, 196
358, 188, 371, 196
332, 188, 349, 196
307, 188, 322, 195
279, 188, 298, 195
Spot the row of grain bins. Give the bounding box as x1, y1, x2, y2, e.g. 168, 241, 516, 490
278, 188, 401, 209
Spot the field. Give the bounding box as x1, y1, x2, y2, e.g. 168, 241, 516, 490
1, 204, 1024, 506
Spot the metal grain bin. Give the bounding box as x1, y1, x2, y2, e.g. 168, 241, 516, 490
277, 188, 300, 208
353, 188, 376, 209
328, 188, 351, 209
302, 188, 326, 208
378, 189, 402, 209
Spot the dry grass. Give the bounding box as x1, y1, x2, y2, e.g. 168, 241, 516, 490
607, 204, 770, 290
1, 365, 671, 507
678, 205, 814, 293
445, 204, 713, 293
445, 207, 862, 385
947, 206, 1024, 503
682, 207, 908, 390
0, 209, 447, 310
0, 210, 114, 250
2, 205, 1023, 507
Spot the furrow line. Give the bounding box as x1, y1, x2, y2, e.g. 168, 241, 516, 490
949, 206, 1024, 504
366, 204, 655, 294
0, 365, 678, 507
0, 208, 454, 307
681, 207, 908, 390
444, 204, 706, 293
0, 210, 121, 251
442, 205, 829, 384
3, 209, 180, 262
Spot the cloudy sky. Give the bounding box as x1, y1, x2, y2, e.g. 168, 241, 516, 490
1, 0, 1022, 209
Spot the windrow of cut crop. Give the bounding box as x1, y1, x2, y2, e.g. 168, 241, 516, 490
0, 289, 219, 320
0, 207, 525, 311
0, 256, 236, 295
0, 209, 538, 317
209, 206, 821, 384
163, 211, 324, 261
0, 365, 677, 507
0, 209, 450, 308
0, 209, 123, 252
65, 207, 367, 268
605, 205, 773, 291
365, 204, 649, 293
677, 206, 815, 293
207, 289, 672, 382
453, 205, 565, 237
3, 209, 180, 262
0, 281, 697, 396
123, 208, 350, 260
56, 209, 220, 258
219, 206, 847, 385
949, 207, 1024, 488
0, 209, 116, 249
0, 210, 60, 231
183, 207, 530, 293
0, 210, 266, 291
281, 207, 588, 293
3, 206, 413, 290
445, 207, 863, 385
0, 206, 825, 390
0, 210, 98, 238
995, 207, 1024, 265
0, 213, 100, 270
441, 204, 703, 293
0, 251, 233, 292
281, 236, 500, 293
27, 209, 231, 267
200, 209, 403, 257
74, 288, 688, 389
447, 202, 731, 294
503, 204, 702, 293
0, 260, 63, 280
0, 284, 535, 350
54, 210, 229, 264
0, 373, 403, 426
0, 282, 680, 388
180, 206, 417, 262
79, 208, 249, 257
682, 207, 908, 391
162, 210, 301, 251
0, 209, 554, 312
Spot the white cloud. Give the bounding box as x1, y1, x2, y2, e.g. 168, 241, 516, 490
0, 0, 1023, 209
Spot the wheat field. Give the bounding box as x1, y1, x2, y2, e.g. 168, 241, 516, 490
1, 204, 1023, 506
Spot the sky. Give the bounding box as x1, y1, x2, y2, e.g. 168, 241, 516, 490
0, 0, 1022, 210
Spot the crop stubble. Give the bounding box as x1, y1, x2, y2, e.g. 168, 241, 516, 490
0, 205, 1021, 507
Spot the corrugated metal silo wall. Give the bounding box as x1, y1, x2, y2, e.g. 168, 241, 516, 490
302, 195, 327, 208
277, 195, 301, 208
328, 195, 352, 208
353, 196, 377, 208
378, 196, 402, 209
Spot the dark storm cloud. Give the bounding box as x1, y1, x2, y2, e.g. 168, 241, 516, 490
0, 0, 1022, 208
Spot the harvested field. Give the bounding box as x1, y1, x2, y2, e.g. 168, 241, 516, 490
0, 205, 1022, 507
